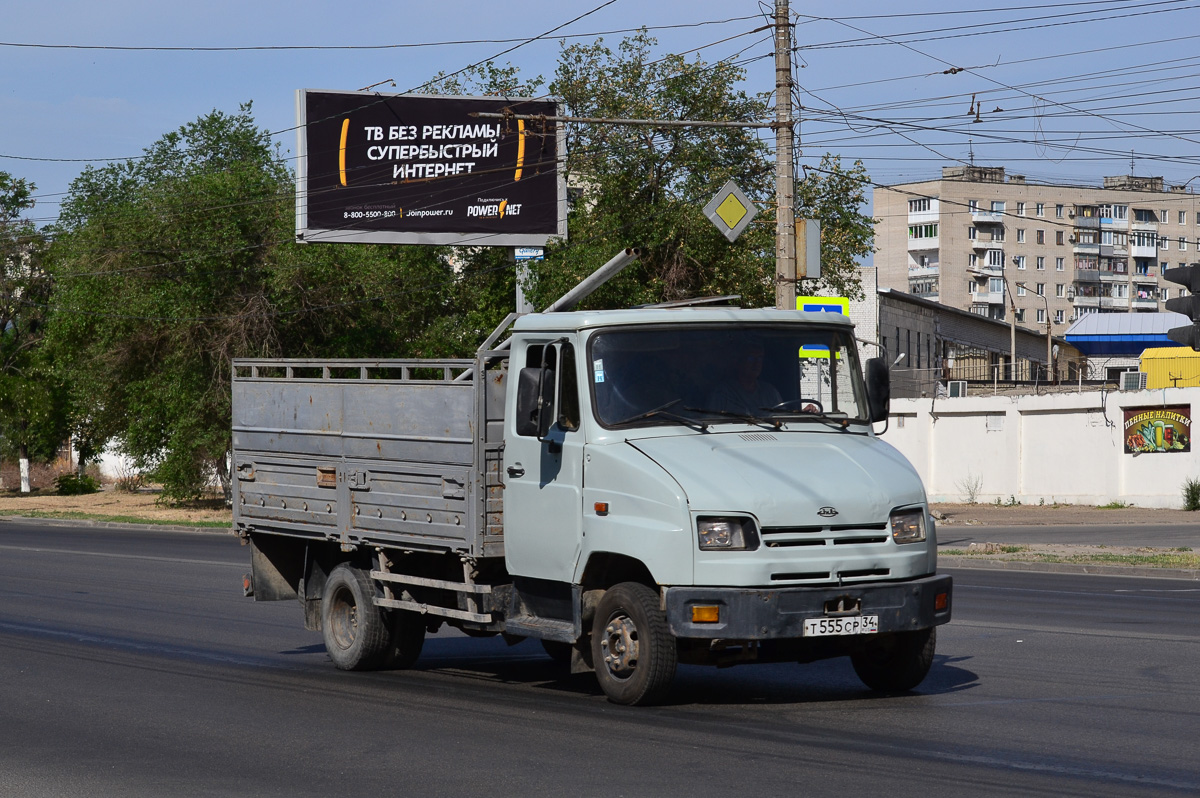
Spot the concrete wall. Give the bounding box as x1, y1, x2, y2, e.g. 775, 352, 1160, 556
885, 386, 1199, 508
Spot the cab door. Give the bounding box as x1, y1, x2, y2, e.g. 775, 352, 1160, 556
502, 339, 586, 582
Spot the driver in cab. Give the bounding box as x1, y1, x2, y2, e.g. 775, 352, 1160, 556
706, 340, 782, 416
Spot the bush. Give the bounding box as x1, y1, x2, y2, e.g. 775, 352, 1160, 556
55, 473, 99, 495
1183, 477, 1200, 511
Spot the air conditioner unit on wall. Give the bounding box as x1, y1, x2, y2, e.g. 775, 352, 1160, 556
1120, 371, 1148, 391
948, 380, 968, 397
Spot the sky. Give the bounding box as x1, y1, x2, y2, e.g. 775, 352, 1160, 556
6, 0, 1200, 228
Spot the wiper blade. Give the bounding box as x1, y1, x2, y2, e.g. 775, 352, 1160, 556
612, 400, 709, 431
684, 406, 779, 430
766, 411, 858, 430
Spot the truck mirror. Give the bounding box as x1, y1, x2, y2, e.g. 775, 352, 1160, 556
866, 357, 890, 424
515, 367, 555, 439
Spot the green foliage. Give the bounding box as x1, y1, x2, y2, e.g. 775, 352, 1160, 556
1098, 500, 1132, 509
54, 472, 98, 495
0, 170, 70, 466
524, 32, 776, 310
1183, 477, 1200, 511
46, 105, 461, 502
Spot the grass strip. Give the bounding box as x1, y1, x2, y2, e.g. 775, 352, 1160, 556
11, 510, 229, 529
942, 548, 1200, 569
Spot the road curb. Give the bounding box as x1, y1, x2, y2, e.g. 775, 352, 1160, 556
0, 515, 233, 536
940, 555, 1200, 580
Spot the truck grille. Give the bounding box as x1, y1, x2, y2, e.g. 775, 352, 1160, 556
761, 523, 888, 548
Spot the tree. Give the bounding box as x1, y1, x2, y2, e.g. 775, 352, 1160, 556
0, 171, 68, 491
46, 105, 457, 502
524, 32, 777, 310
795, 155, 875, 301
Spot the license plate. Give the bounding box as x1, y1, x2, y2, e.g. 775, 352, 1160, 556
803, 615, 879, 637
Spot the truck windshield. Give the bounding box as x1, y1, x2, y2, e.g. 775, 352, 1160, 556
589, 324, 870, 429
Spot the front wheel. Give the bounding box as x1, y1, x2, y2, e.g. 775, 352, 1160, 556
591, 582, 677, 706
850, 628, 936, 692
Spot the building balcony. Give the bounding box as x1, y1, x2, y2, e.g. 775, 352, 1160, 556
971, 238, 1004, 250
907, 209, 939, 225
1133, 297, 1159, 310
1130, 220, 1159, 232
1072, 295, 1100, 308
907, 264, 940, 278
1074, 269, 1100, 283
1100, 217, 1128, 228
970, 210, 1005, 224
1074, 216, 1100, 229
1099, 269, 1130, 282
1130, 244, 1158, 258
1100, 296, 1129, 309
972, 290, 1006, 305
908, 237, 939, 251
1072, 242, 1100, 254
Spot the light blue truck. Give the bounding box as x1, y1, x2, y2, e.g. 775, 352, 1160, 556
234, 300, 951, 705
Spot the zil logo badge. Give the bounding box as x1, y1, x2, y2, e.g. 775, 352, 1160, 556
817, 506, 839, 518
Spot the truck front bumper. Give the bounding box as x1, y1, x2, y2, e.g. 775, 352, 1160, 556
663, 574, 952, 640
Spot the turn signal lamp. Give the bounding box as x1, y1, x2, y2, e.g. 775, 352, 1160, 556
935, 592, 948, 611
691, 605, 720, 623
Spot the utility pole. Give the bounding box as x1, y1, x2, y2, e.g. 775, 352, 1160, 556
774, 0, 796, 310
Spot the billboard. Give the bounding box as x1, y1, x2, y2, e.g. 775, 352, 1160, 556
1123, 405, 1191, 454
295, 89, 566, 246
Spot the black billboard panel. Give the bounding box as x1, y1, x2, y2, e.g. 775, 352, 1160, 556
296, 89, 566, 246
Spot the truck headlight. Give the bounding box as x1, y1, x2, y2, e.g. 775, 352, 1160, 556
697, 517, 759, 551
890, 508, 927, 544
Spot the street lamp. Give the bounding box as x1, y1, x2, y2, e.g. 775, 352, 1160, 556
1016, 281, 1053, 382
969, 267, 1017, 380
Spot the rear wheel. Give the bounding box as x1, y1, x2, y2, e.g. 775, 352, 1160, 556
850, 628, 936, 692
321, 563, 390, 670
591, 582, 677, 706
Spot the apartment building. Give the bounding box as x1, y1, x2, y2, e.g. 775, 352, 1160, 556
874, 166, 1200, 338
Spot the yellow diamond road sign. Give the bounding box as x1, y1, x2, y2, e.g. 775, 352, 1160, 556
715, 194, 748, 228
703, 180, 758, 242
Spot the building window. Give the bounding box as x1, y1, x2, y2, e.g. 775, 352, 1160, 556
1161, 261, 1169, 274
1159, 236, 1168, 249
1017, 229, 1026, 243
968, 226, 977, 240
1056, 283, 1064, 297
1056, 257, 1065, 270
993, 228, 1005, 242
991, 201, 1006, 213
1036, 203, 1045, 217
1055, 204, 1064, 218
1180, 211, 1187, 225
1054, 310, 1064, 324
968, 281, 978, 294
1017, 202, 1026, 216
1036, 308, 1046, 323
1163, 288, 1171, 300
908, 223, 938, 239
1015, 255, 1026, 269
969, 253, 978, 267
1116, 284, 1128, 298
1037, 256, 1045, 270
1161, 210, 1170, 223
908, 198, 931, 213
1017, 283, 1027, 296
1181, 237, 1188, 251
1015, 308, 1026, 322
1056, 230, 1065, 245
968, 200, 979, 213
990, 277, 1004, 294
1036, 229, 1045, 244
1113, 205, 1128, 221
1196, 212, 1200, 225
988, 249, 1004, 267
1036, 283, 1045, 296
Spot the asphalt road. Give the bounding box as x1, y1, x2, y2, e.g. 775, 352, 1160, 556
1, 521, 1197, 797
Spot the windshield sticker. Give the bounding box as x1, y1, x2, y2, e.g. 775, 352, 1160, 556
593, 358, 605, 383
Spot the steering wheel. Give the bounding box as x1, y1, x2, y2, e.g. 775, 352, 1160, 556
765, 398, 824, 413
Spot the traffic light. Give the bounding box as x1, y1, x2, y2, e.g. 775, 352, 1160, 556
1164, 264, 1200, 350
